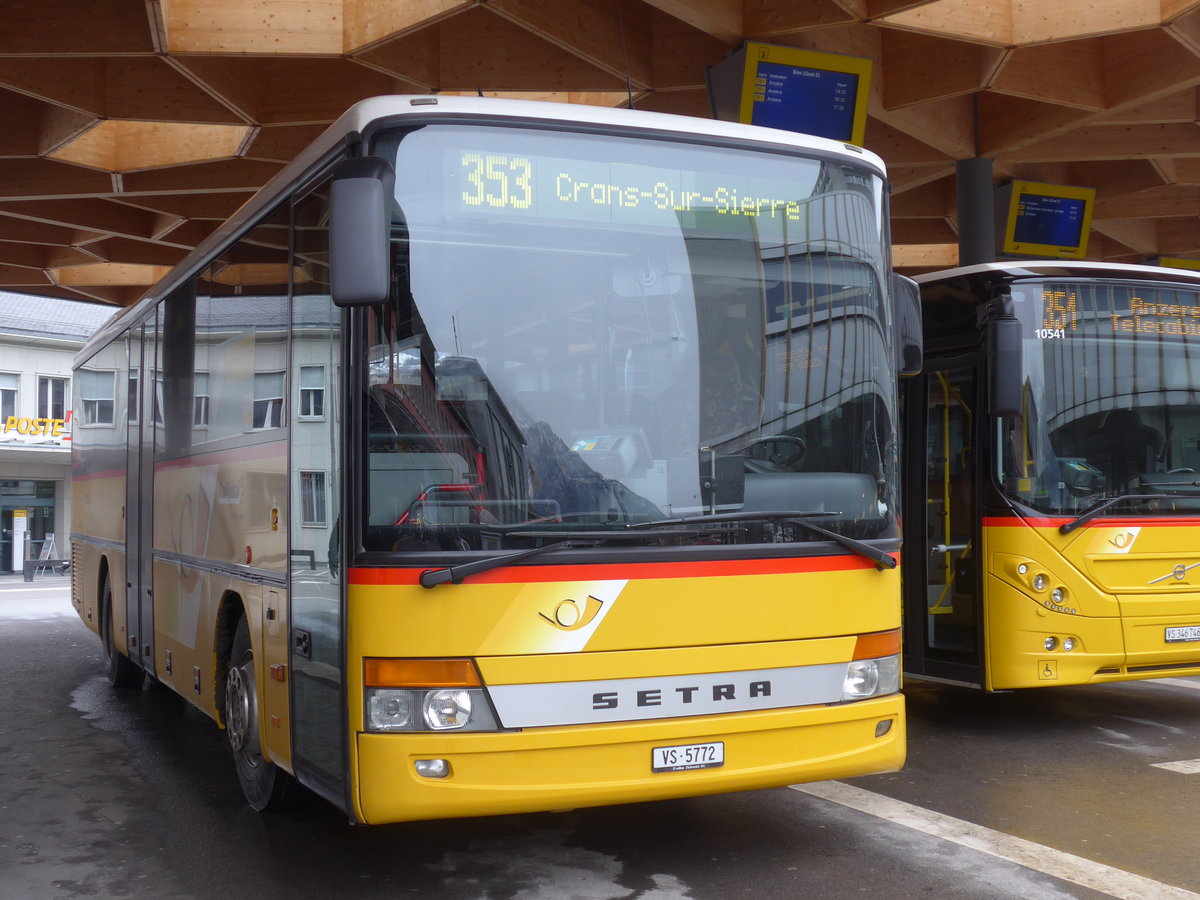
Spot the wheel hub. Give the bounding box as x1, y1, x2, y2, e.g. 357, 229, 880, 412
226, 662, 255, 753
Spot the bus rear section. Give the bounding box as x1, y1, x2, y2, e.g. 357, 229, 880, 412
906, 262, 1200, 690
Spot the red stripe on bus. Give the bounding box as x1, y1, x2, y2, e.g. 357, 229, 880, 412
983, 515, 1200, 529
349, 553, 883, 586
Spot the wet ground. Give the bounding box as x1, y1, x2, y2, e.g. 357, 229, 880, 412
2, 575, 1197, 899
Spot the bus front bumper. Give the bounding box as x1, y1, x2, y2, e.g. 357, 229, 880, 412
352, 695, 904, 824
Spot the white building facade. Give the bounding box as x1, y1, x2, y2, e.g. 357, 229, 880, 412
0, 292, 114, 573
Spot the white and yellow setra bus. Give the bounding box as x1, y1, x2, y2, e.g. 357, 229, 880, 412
71, 96, 918, 823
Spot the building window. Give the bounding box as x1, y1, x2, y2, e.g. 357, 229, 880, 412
127, 374, 139, 423
193, 372, 210, 426
78, 370, 115, 425
253, 372, 284, 429
299, 471, 327, 526
298, 365, 325, 419
38, 376, 67, 420
0, 373, 16, 420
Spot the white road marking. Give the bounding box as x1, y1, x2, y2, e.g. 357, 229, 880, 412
1152, 759, 1200, 774
1150, 678, 1200, 691
792, 781, 1200, 900
0, 587, 69, 593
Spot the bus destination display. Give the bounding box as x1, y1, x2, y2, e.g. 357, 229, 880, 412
1038, 287, 1200, 338
452, 150, 819, 233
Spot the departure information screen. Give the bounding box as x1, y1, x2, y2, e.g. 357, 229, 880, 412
1012, 193, 1087, 247
747, 61, 857, 141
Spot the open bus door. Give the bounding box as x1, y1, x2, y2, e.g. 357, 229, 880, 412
904, 356, 985, 687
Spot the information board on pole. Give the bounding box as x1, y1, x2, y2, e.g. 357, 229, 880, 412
706, 42, 872, 146
996, 180, 1096, 260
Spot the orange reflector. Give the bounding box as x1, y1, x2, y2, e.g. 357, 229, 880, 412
364, 658, 481, 688
853, 629, 901, 660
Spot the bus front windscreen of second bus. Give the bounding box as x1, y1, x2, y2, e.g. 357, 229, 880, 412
1001, 278, 1200, 515
361, 124, 899, 551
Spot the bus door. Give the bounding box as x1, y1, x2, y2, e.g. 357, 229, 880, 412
124, 322, 156, 676
904, 357, 985, 686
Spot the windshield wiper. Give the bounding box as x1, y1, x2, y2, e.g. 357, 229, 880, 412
1059, 493, 1184, 534
420, 540, 582, 588
783, 518, 897, 571
631, 510, 896, 571
418, 531, 688, 588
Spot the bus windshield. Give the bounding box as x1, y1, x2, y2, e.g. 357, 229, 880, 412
1000, 278, 1200, 515
362, 123, 898, 551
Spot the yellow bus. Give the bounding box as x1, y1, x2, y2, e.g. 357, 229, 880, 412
71, 96, 917, 823
904, 261, 1200, 690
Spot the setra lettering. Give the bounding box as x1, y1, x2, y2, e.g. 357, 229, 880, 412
591, 679, 773, 710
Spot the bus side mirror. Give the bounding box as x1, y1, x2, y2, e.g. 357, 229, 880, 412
988, 314, 1023, 417
330, 156, 395, 307
891, 273, 923, 377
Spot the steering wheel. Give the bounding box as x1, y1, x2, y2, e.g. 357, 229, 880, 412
743, 435, 807, 473
1168, 467, 1196, 474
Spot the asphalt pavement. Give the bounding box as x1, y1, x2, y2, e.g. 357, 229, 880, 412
2, 573, 1197, 899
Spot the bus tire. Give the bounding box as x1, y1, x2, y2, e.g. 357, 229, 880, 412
101, 573, 144, 690
225, 615, 296, 811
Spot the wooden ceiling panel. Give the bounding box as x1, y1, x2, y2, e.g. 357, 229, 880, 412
0, 0, 1196, 301
1094, 185, 1200, 218
639, 0, 742, 45
878, 0, 1014, 47
436, 7, 630, 91
743, 0, 856, 38
649, 9, 732, 90
0, 199, 165, 240
243, 125, 332, 163
989, 39, 1106, 110
0, 0, 157, 55
120, 159, 286, 195
881, 30, 1004, 108
164, 0, 344, 55
0, 217, 104, 247
487, 0, 654, 88
108, 193, 253, 224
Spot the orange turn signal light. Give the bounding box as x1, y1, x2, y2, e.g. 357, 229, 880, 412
364, 657, 481, 688
852, 629, 901, 660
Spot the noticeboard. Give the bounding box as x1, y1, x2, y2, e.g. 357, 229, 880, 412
998, 180, 1096, 260
707, 42, 872, 146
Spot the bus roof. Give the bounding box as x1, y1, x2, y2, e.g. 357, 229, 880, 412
915, 260, 1200, 289
79, 94, 886, 364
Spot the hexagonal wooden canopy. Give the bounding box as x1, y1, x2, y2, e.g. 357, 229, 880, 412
2, 0, 1199, 306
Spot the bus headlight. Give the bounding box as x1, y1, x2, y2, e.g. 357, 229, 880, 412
366, 689, 414, 731
363, 658, 503, 733
365, 687, 500, 732
424, 689, 472, 730
842, 656, 900, 700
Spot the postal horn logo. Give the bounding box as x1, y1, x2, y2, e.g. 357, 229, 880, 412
539, 596, 604, 631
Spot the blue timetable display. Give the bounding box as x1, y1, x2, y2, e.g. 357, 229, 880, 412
706, 42, 872, 146
1012, 193, 1086, 247
998, 180, 1096, 259
748, 61, 858, 142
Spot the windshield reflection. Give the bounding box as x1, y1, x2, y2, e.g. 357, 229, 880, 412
362, 124, 898, 552
1001, 279, 1200, 515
